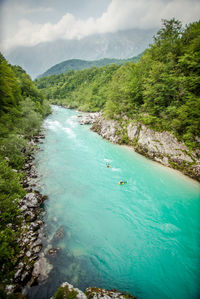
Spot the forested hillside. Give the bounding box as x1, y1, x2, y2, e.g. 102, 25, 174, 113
36, 19, 200, 150
0, 54, 50, 286
36, 64, 120, 112
38, 55, 142, 78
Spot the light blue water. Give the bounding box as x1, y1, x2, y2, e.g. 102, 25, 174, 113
32, 106, 200, 299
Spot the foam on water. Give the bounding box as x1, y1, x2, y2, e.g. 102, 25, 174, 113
63, 127, 76, 138
44, 119, 62, 131
65, 115, 78, 127
31, 106, 200, 299
104, 158, 112, 163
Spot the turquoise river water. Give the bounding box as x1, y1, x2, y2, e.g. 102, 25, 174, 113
29, 106, 200, 299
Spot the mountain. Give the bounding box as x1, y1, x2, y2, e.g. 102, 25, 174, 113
5, 28, 157, 78
38, 55, 142, 78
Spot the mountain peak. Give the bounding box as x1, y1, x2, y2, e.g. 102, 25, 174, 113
5, 28, 156, 78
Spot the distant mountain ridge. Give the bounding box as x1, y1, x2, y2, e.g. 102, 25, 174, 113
38, 55, 142, 78
5, 28, 156, 78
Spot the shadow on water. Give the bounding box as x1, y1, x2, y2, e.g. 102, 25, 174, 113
27, 250, 96, 299
26, 224, 105, 299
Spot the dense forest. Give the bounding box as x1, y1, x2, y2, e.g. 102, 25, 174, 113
36, 64, 120, 111
38, 55, 142, 78
36, 19, 200, 150
0, 54, 50, 288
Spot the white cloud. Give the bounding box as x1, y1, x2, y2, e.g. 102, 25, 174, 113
2, 0, 200, 52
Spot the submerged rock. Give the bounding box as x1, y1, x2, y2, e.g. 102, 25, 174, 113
52, 226, 65, 242
31, 256, 53, 284
48, 247, 61, 256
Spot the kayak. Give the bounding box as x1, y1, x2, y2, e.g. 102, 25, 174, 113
118, 181, 127, 185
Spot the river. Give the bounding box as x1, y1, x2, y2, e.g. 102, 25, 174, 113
28, 106, 200, 299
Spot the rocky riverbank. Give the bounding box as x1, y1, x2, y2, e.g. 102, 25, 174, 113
5, 117, 138, 299
78, 112, 101, 125
4, 133, 50, 296
5, 109, 198, 298
51, 282, 137, 299
78, 112, 200, 181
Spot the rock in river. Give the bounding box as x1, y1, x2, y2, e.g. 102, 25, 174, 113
31, 256, 53, 284
51, 226, 65, 242
24, 193, 39, 208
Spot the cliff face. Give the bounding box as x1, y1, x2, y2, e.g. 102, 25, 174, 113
91, 116, 200, 181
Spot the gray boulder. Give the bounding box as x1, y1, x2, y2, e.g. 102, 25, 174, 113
31, 256, 53, 283
24, 193, 39, 208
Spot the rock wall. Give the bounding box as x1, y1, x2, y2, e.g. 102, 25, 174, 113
91, 117, 200, 181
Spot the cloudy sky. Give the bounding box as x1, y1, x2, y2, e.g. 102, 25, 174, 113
0, 0, 200, 53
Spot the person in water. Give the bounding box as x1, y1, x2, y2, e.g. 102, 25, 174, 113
119, 180, 127, 185
106, 163, 110, 168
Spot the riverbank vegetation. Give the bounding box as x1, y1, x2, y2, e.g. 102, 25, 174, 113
36, 64, 120, 112
35, 19, 200, 150
0, 53, 51, 287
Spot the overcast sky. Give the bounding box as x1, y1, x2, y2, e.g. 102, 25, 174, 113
0, 0, 200, 53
